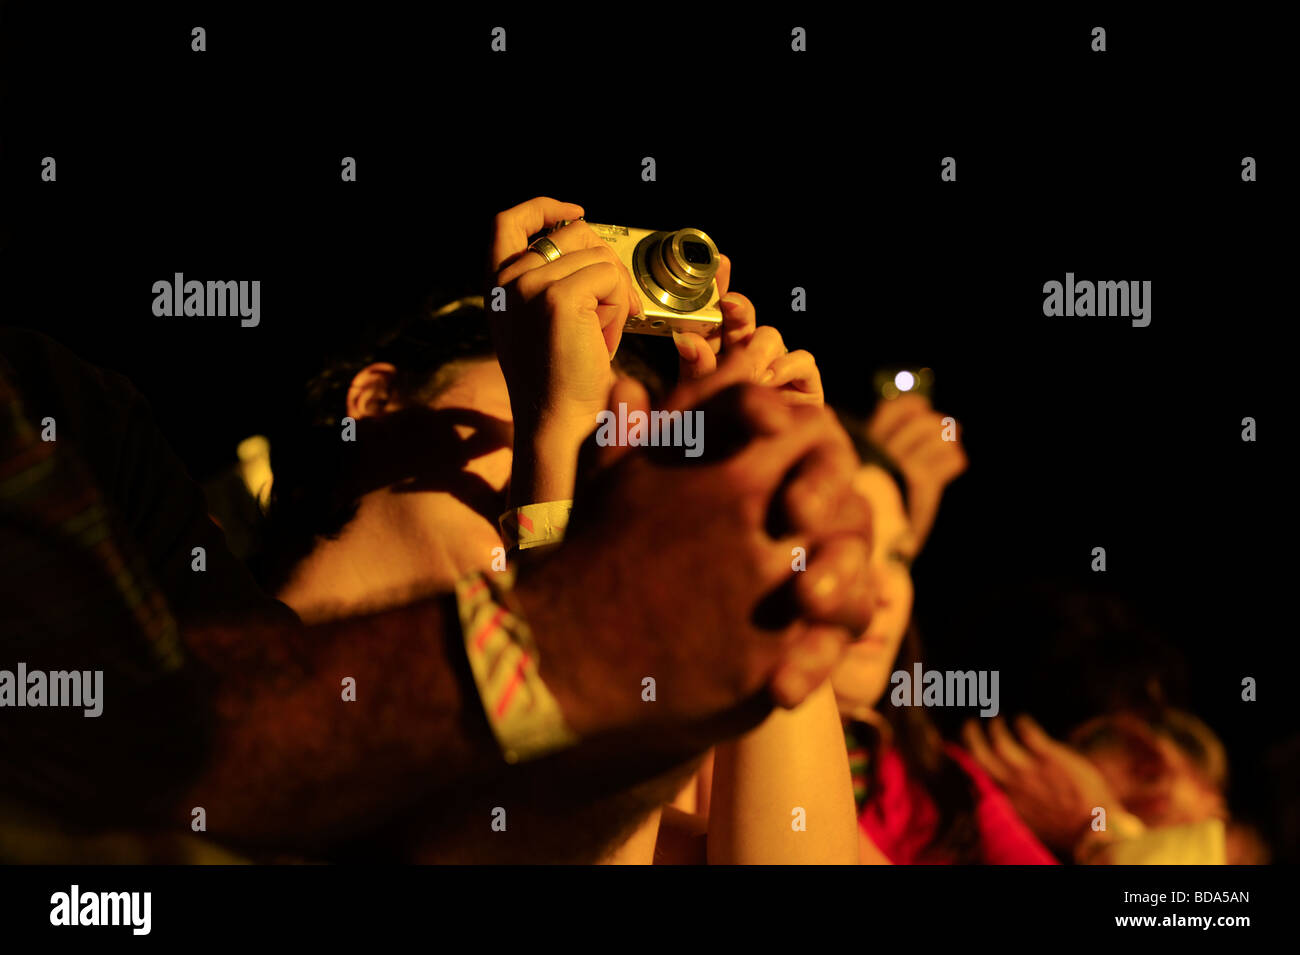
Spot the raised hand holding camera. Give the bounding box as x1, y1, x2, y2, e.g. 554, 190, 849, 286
489, 197, 642, 504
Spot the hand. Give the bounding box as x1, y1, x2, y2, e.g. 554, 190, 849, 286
659, 348, 865, 705
516, 365, 875, 743
963, 714, 1122, 853
488, 196, 643, 503
866, 393, 967, 550
672, 255, 823, 406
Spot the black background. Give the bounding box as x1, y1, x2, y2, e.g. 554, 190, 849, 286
1, 2, 1293, 876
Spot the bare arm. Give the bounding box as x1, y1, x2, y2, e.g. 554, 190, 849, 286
184, 588, 733, 861
707, 682, 859, 864
181, 592, 501, 852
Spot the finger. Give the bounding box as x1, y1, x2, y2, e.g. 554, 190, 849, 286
701, 327, 724, 356
544, 220, 639, 319
988, 716, 1035, 773
720, 292, 758, 348
515, 249, 632, 340
792, 535, 873, 633
602, 309, 628, 358
778, 430, 862, 535
768, 624, 848, 709
587, 282, 633, 354
866, 392, 931, 446
1014, 714, 1069, 760
504, 218, 605, 275
490, 197, 585, 273
762, 350, 823, 398
633, 383, 799, 484
882, 413, 947, 464
563, 265, 629, 332
501, 227, 625, 294
962, 719, 1013, 785
714, 253, 731, 301
692, 257, 737, 356
502, 232, 640, 333
735, 404, 860, 505
709, 380, 798, 445
722, 325, 787, 385
778, 391, 827, 407
546, 261, 631, 353
748, 326, 788, 376
508, 246, 620, 298
916, 444, 969, 474
673, 331, 718, 380
662, 347, 782, 416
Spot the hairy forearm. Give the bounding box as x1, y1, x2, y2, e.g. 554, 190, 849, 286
180, 593, 501, 851
178, 579, 732, 859
707, 681, 859, 864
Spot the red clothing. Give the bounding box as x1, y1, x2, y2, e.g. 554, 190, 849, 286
859, 743, 1059, 864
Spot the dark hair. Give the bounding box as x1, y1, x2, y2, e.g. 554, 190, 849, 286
835, 406, 981, 862
850, 623, 982, 864
833, 407, 909, 510
258, 297, 495, 590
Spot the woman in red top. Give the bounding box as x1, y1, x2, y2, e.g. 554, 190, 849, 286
832, 412, 1057, 865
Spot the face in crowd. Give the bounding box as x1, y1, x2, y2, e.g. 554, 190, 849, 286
830, 464, 917, 717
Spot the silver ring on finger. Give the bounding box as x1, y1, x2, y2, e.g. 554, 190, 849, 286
527, 236, 563, 263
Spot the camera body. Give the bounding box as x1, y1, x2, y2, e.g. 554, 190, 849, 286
561, 221, 724, 338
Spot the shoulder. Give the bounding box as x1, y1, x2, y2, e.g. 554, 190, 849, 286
0, 326, 149, 445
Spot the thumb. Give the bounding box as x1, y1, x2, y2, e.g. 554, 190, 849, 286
673, 331, 717, 381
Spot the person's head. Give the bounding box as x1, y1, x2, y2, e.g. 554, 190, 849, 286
830, 407, 981, 862
261, 297, 510, 591
261, 296, 669, 595
1071, 709, 1228, 829
828, 426, 918, 717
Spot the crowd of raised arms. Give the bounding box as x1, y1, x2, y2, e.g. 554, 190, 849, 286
0, 197, 1260, 865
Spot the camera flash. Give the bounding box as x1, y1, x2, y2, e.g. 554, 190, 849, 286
894, 371, 916, 392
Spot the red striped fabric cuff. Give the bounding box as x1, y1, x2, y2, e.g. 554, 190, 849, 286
454, 568, 578, 763
498, 500, 572, 552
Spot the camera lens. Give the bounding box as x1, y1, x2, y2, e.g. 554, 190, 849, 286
682, 241, 712, 266
631, 228, 720, 312
640, 228, 719, 309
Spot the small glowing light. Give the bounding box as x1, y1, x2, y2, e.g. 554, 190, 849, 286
894, 370, 915, 392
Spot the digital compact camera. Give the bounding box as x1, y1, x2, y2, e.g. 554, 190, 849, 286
555, 221, 723, 338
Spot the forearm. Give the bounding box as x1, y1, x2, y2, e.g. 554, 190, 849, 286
180, 592, 501, 851
707, 682, 859, 864
905, 481, 944, 554
508, 415, 591, 508
180, 572, 728, 859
